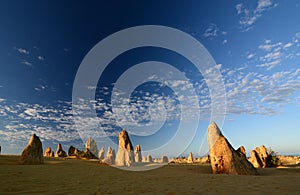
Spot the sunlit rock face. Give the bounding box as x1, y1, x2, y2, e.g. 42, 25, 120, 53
134, 145, 142, 163
98, 147, 105, 160
102, 147, 115, 165
249, 145, 268, 168
208, 122, 258, 175
55, 143, 67, 157
115, 130, 135, 167
85, 137, 99, 157
20, 134, 43, 165
187, 152, 194, 163
44, 147, 54, 157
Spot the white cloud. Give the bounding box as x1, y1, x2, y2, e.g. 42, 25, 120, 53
24, 108, 37, 117
34, 85, 47, 91
261, 51, 281, 62
258, 40, 282, 51
236, 3, 243, 14
257, 59, 281, 70
223, 67, 300, 114
236, 0, 275, 30
22, 60, 32, 66
247, 53, 255, 59
15, 47, 29, 54
254, 36, 300, 70
203, 23, 219, 38
283, 42, 293, 49
37, 56, 44, 61
223, 40, 228, 45
255, 0, 273, 13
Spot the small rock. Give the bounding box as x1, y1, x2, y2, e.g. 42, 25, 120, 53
134, 145, 142, 163
55, 143, 67, 157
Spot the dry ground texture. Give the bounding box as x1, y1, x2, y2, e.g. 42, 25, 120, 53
0, 155, 300, 194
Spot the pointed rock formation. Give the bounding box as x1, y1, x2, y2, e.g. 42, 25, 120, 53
85, 137, 98, 157
162, 155, 169, 163
98, 147, 105, 160
102, 147, 115, 165
20, 134, 43, 165
44, 147, 54, 157
115, 130, 135, 166
249, 145, 268, 168
237, 146, 246, 157
134, 145, 142, 163
55, 143, 67, 157
207, 122, 258, 175
68, 145, 77, 157
187, 152, 194, 163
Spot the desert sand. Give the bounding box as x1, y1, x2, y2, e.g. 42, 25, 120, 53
1, 155, 300, 194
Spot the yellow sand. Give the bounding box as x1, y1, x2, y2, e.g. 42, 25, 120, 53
0, 155, 300, 194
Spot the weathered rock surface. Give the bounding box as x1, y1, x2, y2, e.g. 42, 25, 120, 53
102, 147, 115, 165
249, 145, 268, 168
134, 145, 142, 163
98, 147, 105, 160
20, 134, 43, 165
249, 150, 262, 168
115, 130, 135, 166
236, 146, 246, 157
208, 122, 258, 175
85, 137, 98, 157
187, 152, 194, 163
55, 143, 67, 157
44, 147, 54, 157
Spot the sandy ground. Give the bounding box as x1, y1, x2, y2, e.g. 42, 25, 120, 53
1, 155, 300, 195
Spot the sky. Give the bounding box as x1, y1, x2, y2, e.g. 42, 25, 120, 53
0, 0, 300, 157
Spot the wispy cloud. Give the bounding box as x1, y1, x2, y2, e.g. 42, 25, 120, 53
202, 23, 219, 38
223, 67, 300, 115
21, 60, 32, 66
15, 47, 29, 54
283, 42, 293, 49
236, 0, 276, 30
257, 59, 280, 70
37, 56, 44, 61
34, 85, 47, 91
258, 39, 282, 51
246, 32, 300, 70
247, 53, 255, 59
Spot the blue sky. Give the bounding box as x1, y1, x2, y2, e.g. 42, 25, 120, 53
0, 1, 299, 157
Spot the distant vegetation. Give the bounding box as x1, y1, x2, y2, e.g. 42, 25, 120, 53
266, 147, 281, 167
